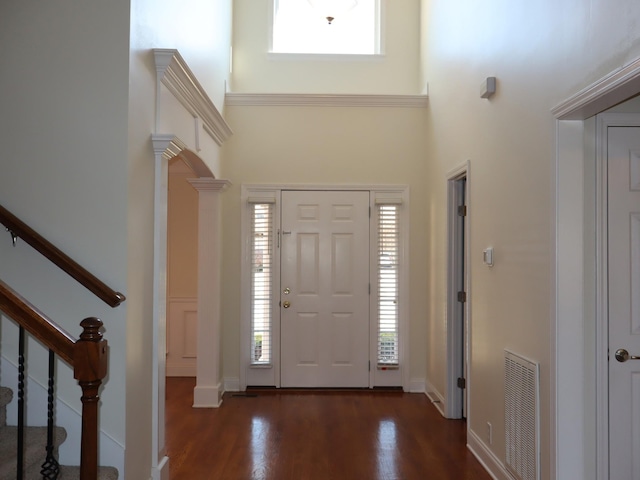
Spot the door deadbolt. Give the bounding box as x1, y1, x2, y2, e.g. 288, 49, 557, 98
283, 287, 291, 295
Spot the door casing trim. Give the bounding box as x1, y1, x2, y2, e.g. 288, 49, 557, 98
595, 113, 640, 480
445, 161, 470, 420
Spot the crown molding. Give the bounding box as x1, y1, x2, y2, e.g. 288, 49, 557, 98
552, 56, 640, 120
154, 49, 233, 145
225, 92, 429, 108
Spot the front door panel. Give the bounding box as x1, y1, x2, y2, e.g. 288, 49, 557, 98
280, 190, 370, 387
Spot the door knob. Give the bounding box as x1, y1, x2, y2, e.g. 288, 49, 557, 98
283, 301, 291, 308
615, 348, 640, 362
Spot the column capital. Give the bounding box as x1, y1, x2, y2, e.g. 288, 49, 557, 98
188, 178, 231, 193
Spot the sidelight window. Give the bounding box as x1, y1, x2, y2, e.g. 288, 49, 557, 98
376, 203, 400, 366
250, 202, 274, 365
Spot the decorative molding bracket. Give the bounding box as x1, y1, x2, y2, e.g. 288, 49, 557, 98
225, 92, 429, 108
153, 49, 233, 145
151, 134, 187, 161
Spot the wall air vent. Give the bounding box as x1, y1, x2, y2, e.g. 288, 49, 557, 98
504, 349, 540, 480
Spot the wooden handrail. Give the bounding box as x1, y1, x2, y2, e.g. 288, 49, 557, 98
0, 280, 75, 364
0, 279, 107, 479
0, 204, 125, 308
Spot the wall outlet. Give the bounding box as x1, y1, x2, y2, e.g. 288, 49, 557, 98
486, 422, 493, 445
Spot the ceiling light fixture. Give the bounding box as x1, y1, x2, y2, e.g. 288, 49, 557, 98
307, 0, 358, 24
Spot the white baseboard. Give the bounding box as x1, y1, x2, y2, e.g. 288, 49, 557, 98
467, 428, 511, 480
0, 355, 125, 475
151, 455, 170, 480
224, 377, 240, 392
408, 377, 426, 393
425, 379, 446, 416
193, 382, 223, 408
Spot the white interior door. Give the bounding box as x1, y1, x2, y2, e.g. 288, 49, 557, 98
280, 190, 370, 387
608, 126, 640, 479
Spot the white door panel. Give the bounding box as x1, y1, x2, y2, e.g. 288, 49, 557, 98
280, 190, 370, 387
608, 126, 640, 480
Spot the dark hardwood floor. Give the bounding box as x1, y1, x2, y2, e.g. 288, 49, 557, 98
165, 377, 492, 480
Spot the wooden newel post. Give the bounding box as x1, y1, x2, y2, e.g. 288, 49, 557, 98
73, 317, 108, 480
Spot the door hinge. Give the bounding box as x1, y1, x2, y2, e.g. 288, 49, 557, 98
458, 205, 467, 217
368, 283, 371, 295
457, 377, 466, 389
457, 291, 466, 303
369, 360, 371, 371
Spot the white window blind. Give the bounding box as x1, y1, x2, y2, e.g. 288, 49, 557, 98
250, 203, 274, 365
377, 204, 399, 366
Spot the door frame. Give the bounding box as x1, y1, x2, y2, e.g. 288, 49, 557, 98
595, 113, 640, 479
239, 184, 410, 391
554, 57, 640, 480
445, 161, 470, 419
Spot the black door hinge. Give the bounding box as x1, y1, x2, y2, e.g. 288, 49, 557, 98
457, 377, 466, 389
457, 291, 466, 303
458, 205, 467, 217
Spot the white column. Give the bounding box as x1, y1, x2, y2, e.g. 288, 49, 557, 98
189, 178, 231, 407
150, 134, 187, 480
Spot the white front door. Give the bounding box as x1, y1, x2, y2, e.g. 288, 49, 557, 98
608, 126, 640, 479
280, 190, 370, 387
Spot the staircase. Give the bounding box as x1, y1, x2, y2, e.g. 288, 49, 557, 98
0, 204, 125, 480
0, 386, 118, 480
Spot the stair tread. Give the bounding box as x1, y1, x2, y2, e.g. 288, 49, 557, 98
0, 387, 11, 409
0, 387, 118, 479
58, 465, 119, 480
0, 425, 66, 479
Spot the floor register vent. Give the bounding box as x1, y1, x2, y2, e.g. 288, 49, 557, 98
504, 349, 540, 480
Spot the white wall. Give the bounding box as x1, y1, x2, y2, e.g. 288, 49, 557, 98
128, 0, 231, 477
126, 0, 231, 479
0, 0, 131, 473
420, 0, 640, 478
231, 0, 421, 94
222, 0, 425, 388
0, 0, 232, 478
220, 104, 429, 388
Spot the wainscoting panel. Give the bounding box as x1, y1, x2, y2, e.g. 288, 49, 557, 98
167, 297, 198, 377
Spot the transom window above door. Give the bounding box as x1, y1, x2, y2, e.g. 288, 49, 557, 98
270, 0, 381, 55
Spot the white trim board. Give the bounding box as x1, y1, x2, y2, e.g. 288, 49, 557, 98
445, 161, 471, 420
225, 93, 429, 108
552, 56, 640, 120
154, 49, 233, 145
467, 429, 511, 480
